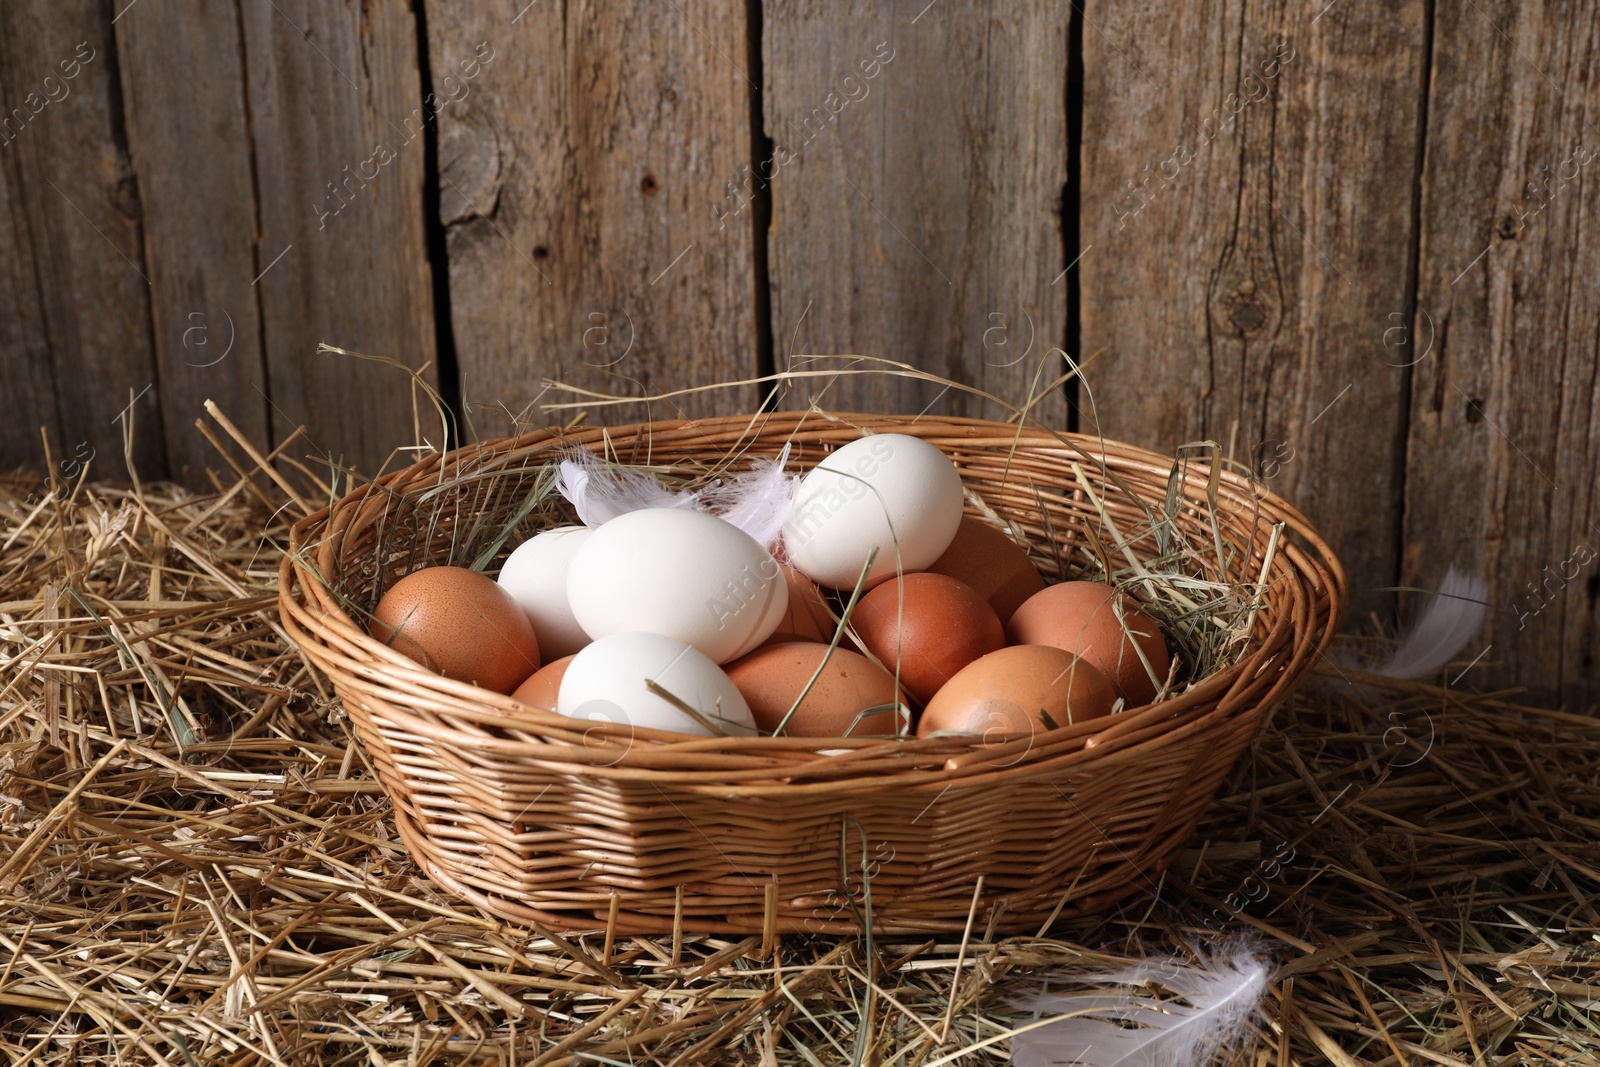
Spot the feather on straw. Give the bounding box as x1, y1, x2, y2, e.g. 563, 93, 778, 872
1339, 565, 1488, 680
1009, 947, 1268, 1067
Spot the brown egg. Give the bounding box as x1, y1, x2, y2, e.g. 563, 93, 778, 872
724, 641, 905, 738
371, 565, 541, 694
1007, 581, 1169, 706
927, 516, 1048, 622
511, 654, 575, 710
918, 645, 1118, 739
853, 573, 1006, 705
778, 564, 837, 643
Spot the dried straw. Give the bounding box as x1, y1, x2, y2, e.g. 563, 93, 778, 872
2, 404, 1597, 1065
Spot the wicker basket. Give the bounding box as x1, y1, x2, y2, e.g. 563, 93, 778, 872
279, 411, 1343, 937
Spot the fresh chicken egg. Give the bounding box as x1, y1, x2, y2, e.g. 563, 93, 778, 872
1007, 581, 1170, 706
778, 564, 838, 643
782, 433, 964, 589
557, 631, 757, 737
511, 654, 576, 711
918, 644, 1117, 738
852, 572, 1005, 705
927, 516, 1047, 623
497, 526, 593, 659
566, 508, 788, 663
370, 565, 541, 694
723, 640, 906, 738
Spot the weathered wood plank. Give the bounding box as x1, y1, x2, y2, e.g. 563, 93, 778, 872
239, 0, 437, 478
0, 1, 164, 480
0, 132, 59, 476
1077, 1, 1427, 625
426, 1, 759, 437
1406, 0, 1600, 710
763, 4, 1069, 426
115, 2, 269, 485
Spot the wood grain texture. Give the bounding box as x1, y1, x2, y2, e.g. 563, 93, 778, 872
115, 2, 270, 485
763, 3, 1069, 426
1076, 1, 1427, 625
1405, 0, 1600, 710
427, 1, 759, 437
0, 129, 59, 475
239, 0, 437, 479
0, 1, 164, 480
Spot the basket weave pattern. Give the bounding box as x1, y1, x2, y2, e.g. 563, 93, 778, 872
280, 413, 1344, 936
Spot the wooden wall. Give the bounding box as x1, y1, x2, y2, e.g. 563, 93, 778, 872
1, 1, 1596, 711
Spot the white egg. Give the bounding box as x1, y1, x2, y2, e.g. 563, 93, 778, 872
557, 632, 757, 737
497, 525, 593, 659
782, 433, 964, 589
566, 508, 788, 663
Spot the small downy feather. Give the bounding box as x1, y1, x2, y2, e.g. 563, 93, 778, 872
699, 444, 797, 551
556, 445, 800, 546
1009, 946, 1269, 1067
556, 450, 701, 527
1340, 565, 1488, 680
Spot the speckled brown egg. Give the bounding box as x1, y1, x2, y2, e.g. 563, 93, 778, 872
724, 641, 906, 738
1007, 580, 1169, 706
511, 654, 575, 710
853, 573, 1006, 705
371, 565, 541, 694
918, 644, 1117, 738
927, 516, 1048, 622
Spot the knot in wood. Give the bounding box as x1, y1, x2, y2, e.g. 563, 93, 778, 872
113, 174, 142, 218
1229, 298, 1267, 334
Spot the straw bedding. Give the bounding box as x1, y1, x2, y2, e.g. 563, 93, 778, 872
2, 416, 1597, 1065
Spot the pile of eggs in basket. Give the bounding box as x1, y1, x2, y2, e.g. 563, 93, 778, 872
369, 434, 1170, 743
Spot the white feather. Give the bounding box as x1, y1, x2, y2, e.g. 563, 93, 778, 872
1351, 566, 1488, 680
700, 444, 798, 551
1009, 948, 1268, 1067
556, 450, 700, 527
555, 446, 800, 547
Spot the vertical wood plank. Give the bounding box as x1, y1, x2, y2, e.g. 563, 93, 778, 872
240, 0, 437, 478
0, 141, 60, 474
763, 4, 1069, 425
1406, 1, 1600, 710
115, 2, 270, 485
1077, 0, 1427, 624
426, 1, 759, 437
0, 1, 164, 480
